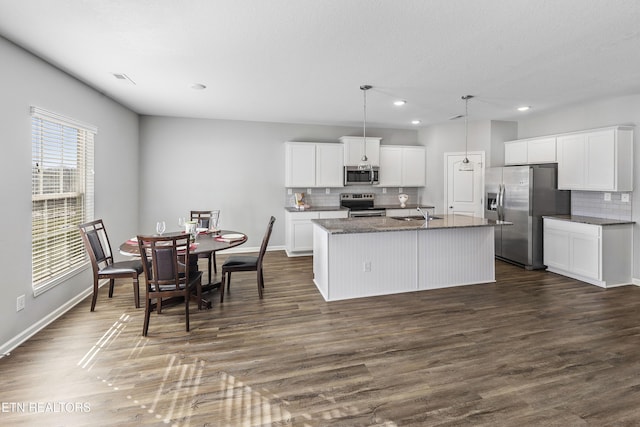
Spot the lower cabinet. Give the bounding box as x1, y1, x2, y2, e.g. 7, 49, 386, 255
285, 210, 348, 256
543, 218, 632, 287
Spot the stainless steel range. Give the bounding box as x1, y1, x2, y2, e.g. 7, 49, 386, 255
340, 193, 386, 218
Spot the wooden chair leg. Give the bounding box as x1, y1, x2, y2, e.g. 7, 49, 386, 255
257, 269, 264, 299
90, 277, 99, 312
213, 253, 217, 273
143, 301, 151, 336
207, 254, 212, 285
108, 278, 115, 298
220, 272, 226, 303
133, 275, 140, 308
185, 292, 190, 332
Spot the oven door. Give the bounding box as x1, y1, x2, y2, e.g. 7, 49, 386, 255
349, 210, 386, 218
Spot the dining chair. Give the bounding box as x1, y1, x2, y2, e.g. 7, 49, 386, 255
190, 210, 220, 281
220, 216, 275, 303
137, 233, 203, 336
78, 219, 145, 312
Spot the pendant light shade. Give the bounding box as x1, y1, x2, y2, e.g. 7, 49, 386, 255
459, 95, 474, 172
358, 84, 372, 171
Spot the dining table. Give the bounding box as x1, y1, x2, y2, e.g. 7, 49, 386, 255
119, 229, 248, 308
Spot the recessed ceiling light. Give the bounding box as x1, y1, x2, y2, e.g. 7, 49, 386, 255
190, 83, 207, 90
411, 120, 421, 125
394, 100, 407, 106
517, 106, 531, 112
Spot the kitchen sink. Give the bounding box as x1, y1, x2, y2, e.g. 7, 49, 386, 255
390, 215, 442, 221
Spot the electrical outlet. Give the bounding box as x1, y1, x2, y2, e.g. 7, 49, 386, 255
604, 193, 612, 201
363, 261, 371, 272
307, 188, 312, 194
16, 295, 25, 312
621, 193, 630, 203
399, 187, 404, 193
382, 188, 387, 194
325, 188, 330, 194
287, 189, 292, 195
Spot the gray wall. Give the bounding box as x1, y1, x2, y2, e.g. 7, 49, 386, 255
417, 119, 517, 212
0, 37, 139, 353
138, 116, 418, 249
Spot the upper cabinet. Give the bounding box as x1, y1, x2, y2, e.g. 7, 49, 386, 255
556, 126, 633, 191
379, 145, 426, 187
339, 136, 381, 166
285, 142, 344, 188
504, 137, 556, 165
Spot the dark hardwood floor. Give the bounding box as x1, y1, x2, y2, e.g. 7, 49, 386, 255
2, 251, 640, 426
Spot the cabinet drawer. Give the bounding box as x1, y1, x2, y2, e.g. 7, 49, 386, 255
544, 219, 599, 237
288, 211, 320, 220
319, 211, 348, 219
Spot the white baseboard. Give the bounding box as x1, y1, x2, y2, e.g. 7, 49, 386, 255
632, 278, 640, 286
0, 285, 94, 359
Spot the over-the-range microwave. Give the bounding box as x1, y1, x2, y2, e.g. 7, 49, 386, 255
344, 166, 379, 186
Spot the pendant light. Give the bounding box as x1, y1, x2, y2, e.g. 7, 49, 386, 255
459, 95, 474, 172
358, 84, 372, 171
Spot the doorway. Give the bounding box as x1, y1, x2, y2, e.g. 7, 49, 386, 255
444, 152, 485, 217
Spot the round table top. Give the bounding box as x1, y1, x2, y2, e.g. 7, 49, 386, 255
119, 230, 248, 256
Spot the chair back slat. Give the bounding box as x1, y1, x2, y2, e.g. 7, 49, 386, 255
78, 219, 114, 271
87, 229, 107, 263
138, 234, 192, 293
190, 210, 220, 230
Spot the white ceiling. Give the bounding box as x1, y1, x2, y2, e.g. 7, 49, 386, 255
1, 0, 640, 129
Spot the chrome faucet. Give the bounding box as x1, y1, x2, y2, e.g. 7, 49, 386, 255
416, 206, 432, 220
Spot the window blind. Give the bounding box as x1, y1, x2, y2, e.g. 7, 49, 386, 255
31, 107, 96, 295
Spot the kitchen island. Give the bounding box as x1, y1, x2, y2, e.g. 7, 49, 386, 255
312, 215, 502, 301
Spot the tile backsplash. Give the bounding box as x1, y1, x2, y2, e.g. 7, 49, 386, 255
571, 191, 632, 221
284, 187, 421, 209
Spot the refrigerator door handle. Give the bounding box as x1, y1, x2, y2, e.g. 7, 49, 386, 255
498, 184, 505, 221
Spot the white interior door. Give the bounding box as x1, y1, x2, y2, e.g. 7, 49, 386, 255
444, 152, 485, 217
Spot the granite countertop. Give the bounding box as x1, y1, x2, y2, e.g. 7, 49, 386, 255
543, 214, 635, 226
312, 214, 505, 235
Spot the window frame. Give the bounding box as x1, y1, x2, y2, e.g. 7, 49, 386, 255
30, 107, 96, 296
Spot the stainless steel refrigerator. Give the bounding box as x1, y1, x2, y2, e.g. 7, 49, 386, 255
485, 164, 570, 269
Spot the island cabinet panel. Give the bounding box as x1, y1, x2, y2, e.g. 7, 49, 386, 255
417, 227, 495, 289
324, 230, 418, 301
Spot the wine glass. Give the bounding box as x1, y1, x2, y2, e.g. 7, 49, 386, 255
156, 221, 166, 235
178, 217, 185, 230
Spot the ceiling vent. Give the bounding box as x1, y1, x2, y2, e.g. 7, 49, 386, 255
112, 73, 136, 85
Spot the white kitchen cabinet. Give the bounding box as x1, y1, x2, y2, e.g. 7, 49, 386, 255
504, 140, 528, 165
339, 136, 381, 167
315, 143, 344, 187
285, 142, 344, 188
556, 127, 633, 191
543, 218, 632, 287
504, 137, 556, 165
378, 145, 426, 187
285, 209, 348, 256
